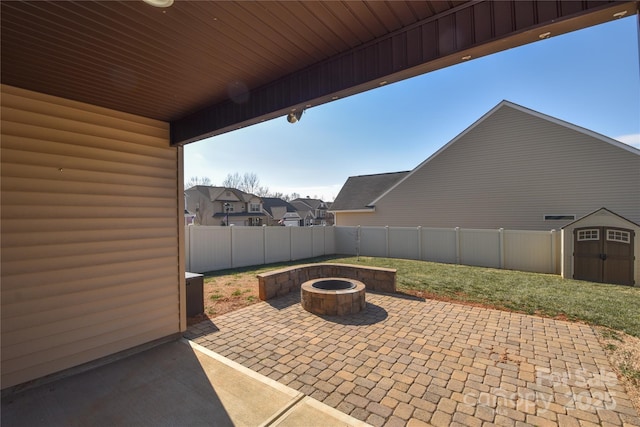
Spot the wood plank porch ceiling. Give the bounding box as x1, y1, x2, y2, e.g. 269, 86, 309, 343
1, 1, 636, 145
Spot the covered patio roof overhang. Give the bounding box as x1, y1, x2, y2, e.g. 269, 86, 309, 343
2, 1, 637, 146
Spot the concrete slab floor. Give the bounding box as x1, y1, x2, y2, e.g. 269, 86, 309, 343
1, 339, 370, 427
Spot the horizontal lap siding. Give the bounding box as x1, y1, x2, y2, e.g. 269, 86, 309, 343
371, 106, 640, 230
1, 85, 180, 388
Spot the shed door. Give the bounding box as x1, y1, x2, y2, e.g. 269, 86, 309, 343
574, 227, 635, 285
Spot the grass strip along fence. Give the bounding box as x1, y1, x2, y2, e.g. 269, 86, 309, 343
330, 256, 640, 338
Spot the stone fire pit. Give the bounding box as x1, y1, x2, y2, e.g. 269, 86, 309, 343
301, 277, 366, 316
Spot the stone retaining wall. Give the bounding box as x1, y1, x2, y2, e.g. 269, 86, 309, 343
257, 263, 396, 301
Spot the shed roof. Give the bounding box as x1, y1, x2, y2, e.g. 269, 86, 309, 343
562, 208, 640, 229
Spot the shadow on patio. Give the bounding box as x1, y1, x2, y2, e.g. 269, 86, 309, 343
1, 339, 368, 427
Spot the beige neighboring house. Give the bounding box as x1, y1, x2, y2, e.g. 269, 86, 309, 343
261, 197, 301, 226
185, 186, 265, 226
290, 198, 333, 226
331, 101, 640, 231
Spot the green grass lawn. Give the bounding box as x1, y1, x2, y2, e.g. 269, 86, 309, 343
328, 256, 640, 337
206, 255, 640, 337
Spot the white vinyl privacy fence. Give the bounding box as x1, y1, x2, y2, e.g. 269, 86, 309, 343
185, 225, 560, 274
336, 226, 560, 274
185, 225, 336, 273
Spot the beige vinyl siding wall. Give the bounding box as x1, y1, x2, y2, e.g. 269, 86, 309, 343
1, 85, 182, 389
349, 106, 640, 230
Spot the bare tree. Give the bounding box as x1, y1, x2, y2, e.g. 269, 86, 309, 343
273, 192, 300, 202
185, 176, 212, 188
255, 186, 271, 197
241, 172, 261, 194
223, 172, 267, 195
219, 172, 311, 202
222, 172, 242, 189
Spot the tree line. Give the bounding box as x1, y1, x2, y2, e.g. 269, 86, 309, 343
186, 173, 302, 202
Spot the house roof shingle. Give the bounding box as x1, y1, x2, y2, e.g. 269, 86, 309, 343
330, 171, 410, 211
290, 198, 327, 210
261, 198, 297, 217
185, 186, 259, 203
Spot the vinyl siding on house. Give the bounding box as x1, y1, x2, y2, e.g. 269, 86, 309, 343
338, 104, 640, 230
1, 85, 183, 389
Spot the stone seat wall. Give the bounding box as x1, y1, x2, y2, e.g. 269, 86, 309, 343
257, 263, 396, 301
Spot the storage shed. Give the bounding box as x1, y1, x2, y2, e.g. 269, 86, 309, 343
561, 208, 639, 286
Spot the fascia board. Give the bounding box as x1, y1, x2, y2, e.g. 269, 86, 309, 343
328, 208, 375, 214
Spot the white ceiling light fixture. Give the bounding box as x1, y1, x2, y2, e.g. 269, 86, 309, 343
142, 0, 174, 8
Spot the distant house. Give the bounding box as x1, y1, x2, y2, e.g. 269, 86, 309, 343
185, 186, 264, 226
290, 198, 333, 226
330, 101, 640, 231
261, 197, 301, 226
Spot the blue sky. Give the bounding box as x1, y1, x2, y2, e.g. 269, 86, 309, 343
185, 16, 639, 201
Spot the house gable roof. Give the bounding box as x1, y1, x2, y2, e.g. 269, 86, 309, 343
185, 185, 214, 199
290, 200, 313, 214
291, 198, 327, 210
331, 171, 410, 211
262, 198, 297, 217
370, 100, 640, 206
186, 186, 260, 203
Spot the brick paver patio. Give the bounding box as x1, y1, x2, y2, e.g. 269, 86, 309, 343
185, 292, 640, 427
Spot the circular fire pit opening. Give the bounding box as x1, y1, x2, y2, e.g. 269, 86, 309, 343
301, 277, 366, 316
312, 279, 355, 291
